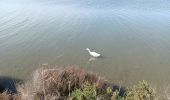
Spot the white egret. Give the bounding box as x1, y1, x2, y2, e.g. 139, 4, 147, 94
86, 48, 101, 57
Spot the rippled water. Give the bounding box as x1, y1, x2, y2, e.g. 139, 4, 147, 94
0, 0, 170, 86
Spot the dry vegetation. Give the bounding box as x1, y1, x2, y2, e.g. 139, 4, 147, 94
0, 65, 163, 100
18, 65, 107, 100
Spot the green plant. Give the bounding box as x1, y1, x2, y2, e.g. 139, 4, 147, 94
107, 87, 113, 94
82, 82, 97, 100
111, 80, 155, 100
71, 82, 97, 100
111, 90, 125, 100
71, 89, 83, 100
125, 80, 155, 100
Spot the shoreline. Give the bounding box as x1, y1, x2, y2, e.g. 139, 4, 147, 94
0, 65, 161, 100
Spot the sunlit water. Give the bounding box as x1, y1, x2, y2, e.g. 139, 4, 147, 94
0, 0, 170, 87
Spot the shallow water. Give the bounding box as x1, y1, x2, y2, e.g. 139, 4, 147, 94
0, 0, 170, 86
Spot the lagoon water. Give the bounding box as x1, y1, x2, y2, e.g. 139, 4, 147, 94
0, 0, 170, 86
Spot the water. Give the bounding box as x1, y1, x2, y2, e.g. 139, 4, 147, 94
0, 0, 170, 87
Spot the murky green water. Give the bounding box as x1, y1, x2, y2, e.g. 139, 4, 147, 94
0, 0, 170, 86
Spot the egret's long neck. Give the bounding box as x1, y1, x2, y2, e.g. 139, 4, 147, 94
87, 49, 91, 53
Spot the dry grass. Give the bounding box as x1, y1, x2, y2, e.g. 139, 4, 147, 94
0, 91, 10, 100
0, 91, 20, 100
17, 65, 107, 100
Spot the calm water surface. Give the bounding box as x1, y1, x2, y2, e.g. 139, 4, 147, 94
0, 0, 170, 86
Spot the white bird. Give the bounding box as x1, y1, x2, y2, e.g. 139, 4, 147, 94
86, 48, 101, 57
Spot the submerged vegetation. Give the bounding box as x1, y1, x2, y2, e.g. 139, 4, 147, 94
0, 65, 168, 100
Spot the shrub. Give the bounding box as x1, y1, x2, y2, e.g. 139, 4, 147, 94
111, 80, 155, 100
71, 82, 97, 100
111, 90, 125, 100
17, 65, 106, 99
82, 82, 97, 100
125, 80, 155, 100
71, 89, 83, 100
